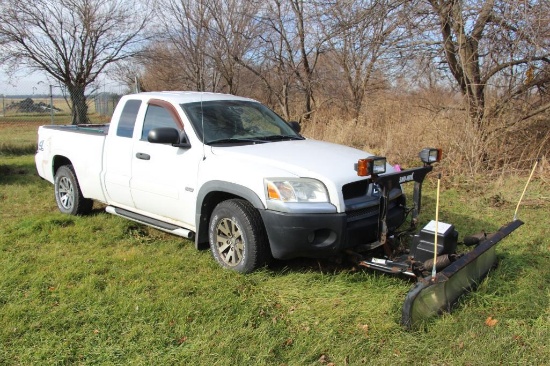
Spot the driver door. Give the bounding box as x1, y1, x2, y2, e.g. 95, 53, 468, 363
130, 99, 200, 228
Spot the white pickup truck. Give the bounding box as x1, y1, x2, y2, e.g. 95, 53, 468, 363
36, 91, 410, 273
35, 91, 526, 327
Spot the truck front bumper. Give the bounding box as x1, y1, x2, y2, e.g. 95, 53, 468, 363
260, 204, 405, 260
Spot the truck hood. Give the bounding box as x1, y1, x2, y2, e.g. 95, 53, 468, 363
210, 139, 388, 186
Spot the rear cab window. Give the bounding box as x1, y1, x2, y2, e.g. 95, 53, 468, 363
116, 100, 142, 138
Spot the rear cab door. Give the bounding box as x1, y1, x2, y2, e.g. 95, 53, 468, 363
102, 98, 143, 208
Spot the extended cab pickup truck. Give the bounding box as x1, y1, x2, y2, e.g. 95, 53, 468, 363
37, 91, 526, 327
35, 91, 406, 273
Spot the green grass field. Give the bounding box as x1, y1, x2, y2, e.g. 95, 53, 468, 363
0, 121, 548, 365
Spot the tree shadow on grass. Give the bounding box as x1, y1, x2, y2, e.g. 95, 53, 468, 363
0, 161, 41, 186
0, 143, 37, 156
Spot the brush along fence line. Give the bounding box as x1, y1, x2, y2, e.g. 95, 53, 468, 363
0, 93, 120, 123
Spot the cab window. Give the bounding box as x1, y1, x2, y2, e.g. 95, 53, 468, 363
141, 105, 179, 140
116, 99, 141, 138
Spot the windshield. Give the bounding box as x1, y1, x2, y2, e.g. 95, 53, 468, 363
180, 100, 302, 145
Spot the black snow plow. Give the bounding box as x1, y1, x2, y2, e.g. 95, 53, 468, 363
401, 219, 523, 329
349, 148, 526, 329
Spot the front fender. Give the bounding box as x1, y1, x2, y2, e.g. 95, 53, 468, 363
194, 180, 265, 249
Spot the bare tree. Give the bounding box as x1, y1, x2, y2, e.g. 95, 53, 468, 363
157, 0, 221, 92
419, 0, 550, 130
138, 45, 194, 91
320, 0, 407, 119
289, 0, 322, 120
0, 0, 152, 124
205, 0, 262, 94
237, 0, 326, 121
107, 58, 146, 93
234, 1, 295, 119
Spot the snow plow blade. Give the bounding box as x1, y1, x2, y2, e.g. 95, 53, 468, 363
401, 220, 524, 329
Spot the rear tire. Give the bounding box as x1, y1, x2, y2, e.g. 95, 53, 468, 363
54, 165, 93, 215
209, 199, 270, 273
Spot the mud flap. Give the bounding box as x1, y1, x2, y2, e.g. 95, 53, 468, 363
401, 220, 524, 329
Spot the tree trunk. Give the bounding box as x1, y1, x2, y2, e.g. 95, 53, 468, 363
429, 0, 488, 127
68, 84, 89, 125
292, 0, 315, 122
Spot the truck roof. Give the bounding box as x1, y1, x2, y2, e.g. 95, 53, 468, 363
125, 91, 257, 105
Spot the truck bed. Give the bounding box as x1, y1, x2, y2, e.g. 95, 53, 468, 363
41, 124, 110, 135
35, 124, 110, 203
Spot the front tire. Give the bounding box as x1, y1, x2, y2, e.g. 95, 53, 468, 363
54, 165, 93, 215
209, 199, 270, 273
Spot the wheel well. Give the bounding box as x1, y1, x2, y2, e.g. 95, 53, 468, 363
196, 191, 237, 250
196, 191, 266, 250
195, 182, 266, 250
52, 156, 72, 176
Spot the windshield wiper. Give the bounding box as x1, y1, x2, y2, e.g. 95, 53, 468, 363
256, 135, 305, 141
207, 137, 268, 145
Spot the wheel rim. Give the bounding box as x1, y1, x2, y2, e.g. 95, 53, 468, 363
57, 176, 75, 210
214, 217, 244, 267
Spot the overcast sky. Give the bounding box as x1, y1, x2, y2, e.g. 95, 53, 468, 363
0, 69, 51, 95
1, 69, 125, 96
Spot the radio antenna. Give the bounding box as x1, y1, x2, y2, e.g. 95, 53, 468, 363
201, 92, 206, 161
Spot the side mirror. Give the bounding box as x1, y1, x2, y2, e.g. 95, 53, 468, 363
288, 121, 301, 134
173, 131, 191, 148
148, 127, 180, 144
148, 127, 191, 148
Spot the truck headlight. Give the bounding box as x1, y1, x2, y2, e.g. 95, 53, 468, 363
265, 178, 329, 203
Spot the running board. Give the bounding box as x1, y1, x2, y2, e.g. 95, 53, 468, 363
105, 206, 195, 239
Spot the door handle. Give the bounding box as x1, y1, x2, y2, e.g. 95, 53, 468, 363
136, 152, 150, 160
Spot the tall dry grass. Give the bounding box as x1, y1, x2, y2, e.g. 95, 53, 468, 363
301, 91, 549, 182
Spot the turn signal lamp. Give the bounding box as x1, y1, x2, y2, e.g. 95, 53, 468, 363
356, 156, 387, 177
419, 148, 442, 165
267, 182, 282, 200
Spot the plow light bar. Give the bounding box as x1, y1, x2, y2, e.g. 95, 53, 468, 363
419, 148, 442, 165
356, 156, 387, 176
